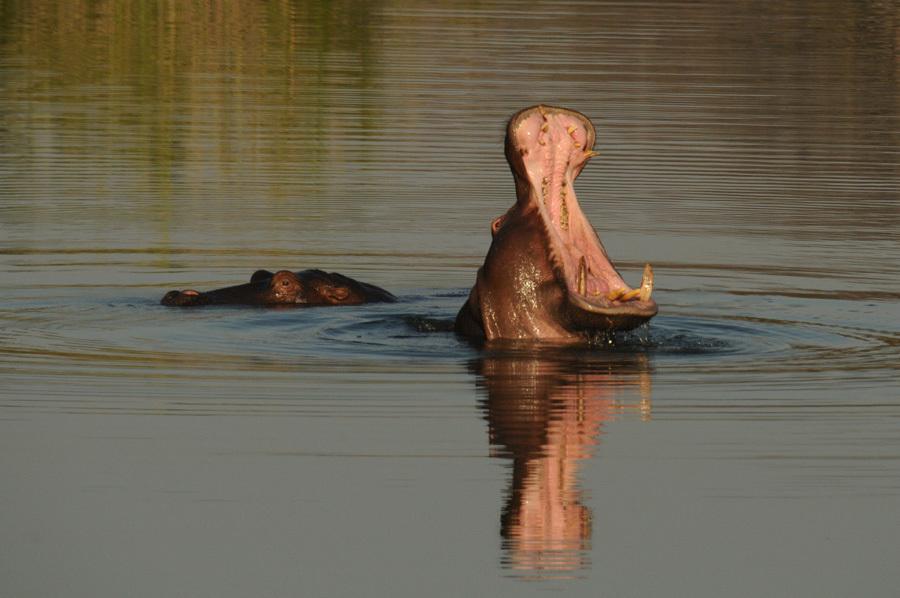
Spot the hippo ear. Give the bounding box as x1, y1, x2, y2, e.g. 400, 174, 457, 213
250, 270, 274, 282
491, 215, 505, 236
325, 287, 350, 302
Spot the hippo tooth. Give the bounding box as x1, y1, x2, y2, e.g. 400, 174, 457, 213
639, 263, 653, 301
607, 265, 653, 302
574, 142, 581, 147
577, 256, 587, 295
566, 125, 577, 134
584, 150, 599, 158
560, 193, 569, 229
541, 122, 549, 133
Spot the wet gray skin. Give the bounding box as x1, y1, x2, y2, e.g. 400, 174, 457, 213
161, 269, 397, 307
455, 105, 658, 341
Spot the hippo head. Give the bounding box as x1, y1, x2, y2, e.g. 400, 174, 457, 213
161, 269, 396, 307
455, 105, 657, 341
265, 270, 357, 304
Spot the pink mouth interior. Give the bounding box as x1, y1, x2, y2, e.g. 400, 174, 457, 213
514, 109, 632, 304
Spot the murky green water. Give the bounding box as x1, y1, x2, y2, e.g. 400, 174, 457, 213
2, 1, 899, 595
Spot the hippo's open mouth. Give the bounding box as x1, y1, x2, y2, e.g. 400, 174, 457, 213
509, 105, 657, 322
455, 105, 657, 341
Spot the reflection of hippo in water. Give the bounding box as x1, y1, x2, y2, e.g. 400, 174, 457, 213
161, 269, 397, 307
473, 351, 651, 576
455, 105, 658, 341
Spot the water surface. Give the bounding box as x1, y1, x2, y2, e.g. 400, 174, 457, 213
2, 1, 899, 596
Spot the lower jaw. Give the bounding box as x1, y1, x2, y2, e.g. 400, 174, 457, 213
571, 260, 655, 307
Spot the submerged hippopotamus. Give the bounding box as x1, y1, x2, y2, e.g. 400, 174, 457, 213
161, 269, 397, 307
455, 105, 658, 341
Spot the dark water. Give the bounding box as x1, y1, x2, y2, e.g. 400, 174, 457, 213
2, 1, 899, 595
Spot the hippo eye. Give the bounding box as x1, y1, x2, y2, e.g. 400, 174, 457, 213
281, 280, 290, 287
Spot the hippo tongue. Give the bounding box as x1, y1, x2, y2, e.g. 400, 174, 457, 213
510, 105, 655, 312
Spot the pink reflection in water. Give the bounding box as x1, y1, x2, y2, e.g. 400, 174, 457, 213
476, 352, 651, 578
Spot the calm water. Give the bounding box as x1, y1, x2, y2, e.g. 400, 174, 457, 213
2, 1, 899, 595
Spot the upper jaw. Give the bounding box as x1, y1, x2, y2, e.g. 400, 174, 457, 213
507, 105, 657, 326
506, 105, 596, 191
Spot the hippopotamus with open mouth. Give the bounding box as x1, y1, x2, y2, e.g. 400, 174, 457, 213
455, 105, 657, 341
161, 269, 397, 307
